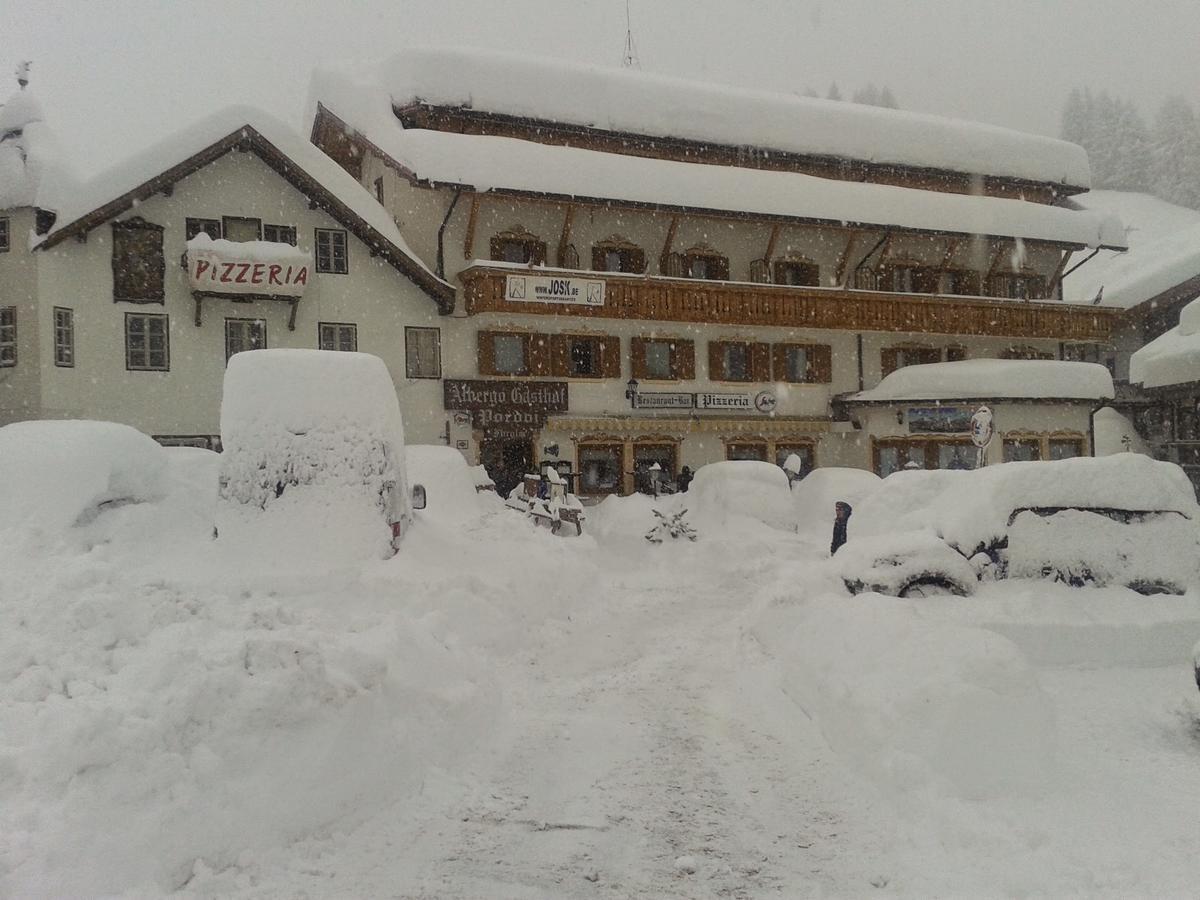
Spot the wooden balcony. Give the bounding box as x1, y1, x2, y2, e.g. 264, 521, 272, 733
459, 265, 1117, 343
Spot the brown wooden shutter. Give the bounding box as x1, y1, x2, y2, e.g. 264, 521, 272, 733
708, 341, 725, 381
599, 336, 621, 378
549, 333, 570, 376
488, 236, 504, 262
771, 344, 789, 381
591, 246, 607, 272
674, 339, 695, 380
881, 348, 899, 378
751, 342, 771, 382
713, 255, 730, 281
529, 333, 552, 376
664, 252, 684, 277
808, 344, 833, 383
477, 330, 497, 375
630, 336, 648, 379
629, 248, 646, 274
530, 241, 547, 266
112, 219, 165, 302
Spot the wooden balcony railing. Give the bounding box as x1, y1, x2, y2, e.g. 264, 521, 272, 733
459, 265, 1117, 343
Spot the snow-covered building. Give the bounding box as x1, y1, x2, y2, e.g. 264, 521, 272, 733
0, 103, 453, 445
309, 47, 1126, 492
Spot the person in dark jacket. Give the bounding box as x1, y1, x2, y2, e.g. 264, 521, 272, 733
830, 500, 852, 555
676, 465, 694, 493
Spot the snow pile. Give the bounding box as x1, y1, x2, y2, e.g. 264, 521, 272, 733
405, 445, 495, 524
791, 467, 881, 538
1130, 296, 1200, 388
753, 595, 1055, 798
687, 460, 794, 532
0, 85, 77, 211
833, 531, 979, 597
217, 349, 408, 562
1006, 508, 1200, 592
1093, 406, 1152, 455
850, 358, 1114, 402
851, 454, 1199, 555
186, 231, 310, 263
355, 46, 1091, 187
0, 420, 167, 533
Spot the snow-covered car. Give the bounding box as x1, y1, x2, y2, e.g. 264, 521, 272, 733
835, 531, 978, 598
216, 348, 424, 558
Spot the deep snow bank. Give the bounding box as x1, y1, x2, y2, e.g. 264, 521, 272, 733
688, 460, 794, 532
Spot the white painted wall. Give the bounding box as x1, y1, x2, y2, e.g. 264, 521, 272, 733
0, 207, 43, 424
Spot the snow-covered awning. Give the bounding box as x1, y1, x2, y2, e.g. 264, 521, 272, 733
1129, 297, 1200, 388
846, 359, 1115, 403
316, 46, 1093, 190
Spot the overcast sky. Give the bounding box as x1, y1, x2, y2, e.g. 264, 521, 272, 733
2, 0, 1198, 178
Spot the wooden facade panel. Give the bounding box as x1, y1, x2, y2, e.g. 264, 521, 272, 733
460, 267, 1115, 342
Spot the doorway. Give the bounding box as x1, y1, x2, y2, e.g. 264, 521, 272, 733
480, 437, 534, 498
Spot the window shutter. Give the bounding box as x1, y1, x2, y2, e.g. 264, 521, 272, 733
771, 344, 788, 381
549, 333, 570, 376
750, 259, 769, 284
629, 248, 646, 274
599, 336, 622, 378
664, 252, 684, 278
946, 345, 967, 362
591, 246, 607, 272
488, 236, 504, 262
751, 342, 771, 382
529, 333, 552, 376
674, 339, 695, 380
530, 241, 547, 266
560, 243, 580, 269
630, 337, 648, 379
713, 255, 730, 281
881, 348, 899, 378
708, 341, 725, 381
112, 219, 165, 302
808, 344, 833, 383
478, 330, 497, 375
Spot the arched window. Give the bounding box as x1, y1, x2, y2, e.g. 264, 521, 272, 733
682, 244, 729, 281
772, 258, 820, 287
490, 226, 546, 266
591, 236, 645, 274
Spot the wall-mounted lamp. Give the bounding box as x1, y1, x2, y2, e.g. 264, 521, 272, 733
896, 409, 905, 425
625, 377, 640, 407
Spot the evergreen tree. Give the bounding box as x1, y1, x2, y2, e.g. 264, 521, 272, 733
826, 82, 842, 102
878, 86, 899, 109
852, 83, 881, 106
1151, 95, 1200, 209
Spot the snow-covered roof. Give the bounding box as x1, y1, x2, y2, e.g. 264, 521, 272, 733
312, 102, 1124, 250
39, 105, 451, 304
0, 85, 78, 212
849, 359, 1115, 402
1063, 191, 1200, 310
1129, 297, 1200, 388
315, 46, 1092, 189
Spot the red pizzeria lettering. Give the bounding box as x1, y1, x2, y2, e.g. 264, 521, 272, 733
250, 263, 265, 285
193, 259, 210, 280
294, 266, 308, 286
234, 263, 251, 284
220, 262, 236, 283
267, 264, 282, 285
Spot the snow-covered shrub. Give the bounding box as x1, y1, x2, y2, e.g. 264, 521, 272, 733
687, 460, 793, 531
645, 507, 698, 543
834, 531, 978, 598
0, 419, 167, 532
217, 349, 409, 560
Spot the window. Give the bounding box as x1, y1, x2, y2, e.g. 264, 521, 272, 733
0, 216, 9, 252
319, 322, 357, 352
490, 227, 546, 266
185, 218, 221, 240
112, 218, 165, 303
1003, 437, 1042, 462
772, 343, 832, 384
263, 224, 297, 245
773, 259, 820, 287
726, 442, 768, 461
591, 238, 645, 274
315, 228, 349, 274
775, 443, 814, 477
874, 439, 974, 476
53, 307, 74, 367
853, 268, 880, 291
1001, 345, 1055, 361
684, 247, 729, 281
222, 216, 262, 243
633, 443, 676, 493
881, 345, 942, 377
946, 345, 968, 362
886, 263, 938, 294
989, 272, 1046, 300
479, 330, 553, 377
632, 337, 694, 381
374, 177, 384, 204
225, 318, 266, 362
0, 307, 15, 366
709, 340, 769, 382
567, 336, 600, 377
579, 444, 624, 494
125, 313, 169, 371
493, 334, 528, 375
405, 326, 441, 378
1048, 438, 1085, 460
724, 343, 751, 381
938, 269, 981, 296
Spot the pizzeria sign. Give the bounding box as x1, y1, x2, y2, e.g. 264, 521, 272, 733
186, 238, 311, 298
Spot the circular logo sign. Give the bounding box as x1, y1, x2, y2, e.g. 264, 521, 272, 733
970, 405, 994, 449
754, 390, 777, 414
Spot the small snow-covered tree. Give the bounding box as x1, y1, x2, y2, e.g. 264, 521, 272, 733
826, 82, 842, 102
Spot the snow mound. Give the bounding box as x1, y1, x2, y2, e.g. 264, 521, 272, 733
754, 595, 1055, 799
1130, 297, 1200, 388
406, 445, 495, 524
851, 454, 1199, 554
791, 467, 881, 537
688, 461, 794, 532
186, 231, 310, 263
0, 420, 167, 532
1093, 406, 1152, 456
217, 349, 409, 562
851, 358, 1114, 402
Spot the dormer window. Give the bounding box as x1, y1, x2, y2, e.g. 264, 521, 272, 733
683, 245, 729, 281
772, 258, 820, 287
490, 226, 546, 266
0, 216, 11, 252
592, 236, 645, 274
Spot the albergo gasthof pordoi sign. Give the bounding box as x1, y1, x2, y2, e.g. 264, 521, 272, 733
186, 236, 311, 297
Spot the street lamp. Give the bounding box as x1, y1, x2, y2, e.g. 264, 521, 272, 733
625, 376, 640, 407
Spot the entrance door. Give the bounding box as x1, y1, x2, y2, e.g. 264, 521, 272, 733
480, 437, 533, 498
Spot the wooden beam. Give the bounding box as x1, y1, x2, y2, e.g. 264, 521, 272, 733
462, 193, 480, 260
556, 204, 576, 267
875, 233, 894, 264
1044, 249, 1074, 300
659, 215, 680, 273
986, 241, 1009, 280
193, 292, 203, 327
938, 237, 962, 270
834, 231, 860, 286
288, 299, 300, 331
763, 223, 782, 263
